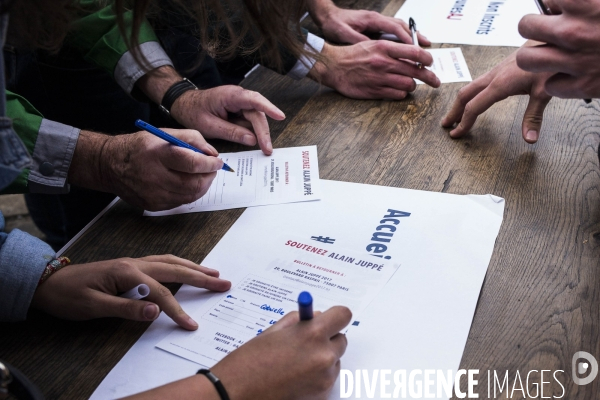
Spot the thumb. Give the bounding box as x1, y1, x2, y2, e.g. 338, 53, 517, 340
521, 93, 552, 144
91, 291, 161, 322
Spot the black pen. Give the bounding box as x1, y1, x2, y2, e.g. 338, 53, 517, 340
409, 17, 423, 70
535, 0, 592, 104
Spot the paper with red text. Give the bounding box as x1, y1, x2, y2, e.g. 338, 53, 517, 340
417, 48, 472, 85
144, 146, 320, 215
394, 0, 538, 47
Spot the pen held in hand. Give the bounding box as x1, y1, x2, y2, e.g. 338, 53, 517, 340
409, 17, 424, 70
119, 284, 150, 300
298, 291, 313, 321
134, 119, 235, 173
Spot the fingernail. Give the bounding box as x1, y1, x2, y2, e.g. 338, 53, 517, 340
525, 130, 538, 142
267, 142, 273, 153
144, 304, 160, 320
187, 317, 198, 328
242, 135, 255, 146
207, 144, 218, 154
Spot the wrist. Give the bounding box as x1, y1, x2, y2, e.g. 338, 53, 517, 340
136, 65, 183, 105
161, 78, 199, 121
191, 375, 222, 400
308, 0, 338, 28
308, 43, 337, 87
68, 130, 112, 192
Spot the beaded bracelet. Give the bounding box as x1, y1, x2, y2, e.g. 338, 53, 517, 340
38, 256, 71, 285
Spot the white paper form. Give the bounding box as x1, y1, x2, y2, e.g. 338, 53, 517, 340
157, 244, 399, 365
144, 146, 321, 216
91, 180, 505, 400
395, 0, 539, 47
417, 48, 472, 85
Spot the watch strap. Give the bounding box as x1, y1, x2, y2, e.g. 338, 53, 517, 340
197, 369, 230, 400
159, 78, 198, 116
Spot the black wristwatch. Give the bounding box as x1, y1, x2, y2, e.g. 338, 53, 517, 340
159, 78, 198, 117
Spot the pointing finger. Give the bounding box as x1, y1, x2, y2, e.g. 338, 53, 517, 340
242, 109, 273, 155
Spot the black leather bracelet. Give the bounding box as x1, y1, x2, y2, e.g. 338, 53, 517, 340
159, 77, 198, 117
197, 369, 230, 400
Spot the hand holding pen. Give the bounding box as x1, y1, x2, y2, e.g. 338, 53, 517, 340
409, 18, 424, 70
136, 120, 235, 172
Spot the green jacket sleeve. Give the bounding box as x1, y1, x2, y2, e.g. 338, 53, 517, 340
2, 91, 80, 195
68, 0, 173, 94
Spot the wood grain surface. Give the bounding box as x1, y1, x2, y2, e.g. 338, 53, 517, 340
2, 0, 600, 399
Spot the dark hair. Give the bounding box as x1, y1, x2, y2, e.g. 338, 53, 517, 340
115, 0, 315, 73
6, 0, 316, 72
7, 0, 77, 52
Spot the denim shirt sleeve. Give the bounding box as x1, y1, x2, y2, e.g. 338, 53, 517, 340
0, 117, 31, 190
0, 211, 55, 321
0, 12, 32, 192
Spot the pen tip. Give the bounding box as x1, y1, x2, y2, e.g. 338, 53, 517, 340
225, 166, 235, 173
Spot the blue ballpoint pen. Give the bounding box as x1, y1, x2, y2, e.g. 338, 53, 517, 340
298, 291, 314, 321
135, 119, 235, 172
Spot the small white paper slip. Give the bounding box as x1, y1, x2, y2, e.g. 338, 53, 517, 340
144, 145, 321, 216
395, 0, 539, 47
417, 47, 472, 85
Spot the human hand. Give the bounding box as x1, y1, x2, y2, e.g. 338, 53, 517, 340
310, 41, 440, 100
31, 255, 231, 330
170, 86, 286, 156
125, 306, 351, 400
517, 0, 600, 99
99, 128, 223, 211
442, 50, 553, 143
211, 306, 351, 400
309, 0, 431, 46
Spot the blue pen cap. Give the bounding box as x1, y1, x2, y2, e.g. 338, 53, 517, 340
298, 291, 313, 321
298, 291, 313, 306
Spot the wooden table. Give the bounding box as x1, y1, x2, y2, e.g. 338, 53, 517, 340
2, 0, 600, 398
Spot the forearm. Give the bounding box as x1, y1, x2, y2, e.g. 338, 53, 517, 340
123, 375, 220, 400
306, 0, 337, 26
135, 65, 182, 105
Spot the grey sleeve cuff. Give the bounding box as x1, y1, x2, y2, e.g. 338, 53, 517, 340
0, 214, 55, 321
287, 33, 326, 80
114, 41, 174, 94
28, 119, 80, 194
